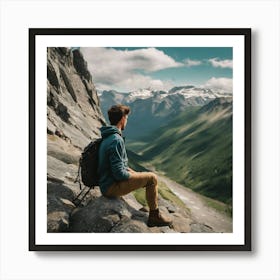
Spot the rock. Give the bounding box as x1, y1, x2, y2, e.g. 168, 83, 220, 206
60, 67, 78, 103
158, 196, 180, 214
47, 182, 75, 201
47, 47, 106, 150
47, 134, 81, 165
47, 60, 60, 89
47, 182, 76, 232
47, 155, 78, 186
171, 214, 192, 233
60, 198, 76, 208
69, 196, 131, 232
72, 49, 92, 82
111, 216, 150, 233
47, 119, 56, 135
122, 192, 144, 210
48, 211, 69, 232
190, 223, 214, 233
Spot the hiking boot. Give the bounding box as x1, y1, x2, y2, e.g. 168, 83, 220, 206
147, 208, 172, 227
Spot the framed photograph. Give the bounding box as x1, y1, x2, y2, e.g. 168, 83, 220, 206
29, 28, 251, 251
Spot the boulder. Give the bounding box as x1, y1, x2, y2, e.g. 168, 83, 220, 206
68, 193, 192, 233
69, 196, 147, 233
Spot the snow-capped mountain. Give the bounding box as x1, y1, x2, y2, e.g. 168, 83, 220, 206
126, 88, 155, 102
99, 86, 232, 139
100, 85, 231, 105
168, 85, 228, 99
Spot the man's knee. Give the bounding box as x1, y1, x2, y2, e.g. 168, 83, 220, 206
149, 172, 158, 186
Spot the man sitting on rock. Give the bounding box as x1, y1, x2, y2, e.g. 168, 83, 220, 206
98, 104, 172, 227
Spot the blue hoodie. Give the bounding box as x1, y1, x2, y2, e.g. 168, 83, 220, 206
98, 126, 131, 195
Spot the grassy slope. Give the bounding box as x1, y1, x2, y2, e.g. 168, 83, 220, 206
133, 180, 189, 212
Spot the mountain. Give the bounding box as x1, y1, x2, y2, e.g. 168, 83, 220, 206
99, 86, 231, 139
139, 97, 233, 205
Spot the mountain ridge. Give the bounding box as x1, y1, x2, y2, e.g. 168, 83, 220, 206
99, 85, 232, 104
99, 86, 232, 139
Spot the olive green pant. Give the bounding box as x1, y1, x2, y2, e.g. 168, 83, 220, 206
105, 171, 158, 210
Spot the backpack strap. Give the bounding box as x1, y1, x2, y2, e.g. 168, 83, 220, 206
72, 185, 92, 207
74, 158, 82, 190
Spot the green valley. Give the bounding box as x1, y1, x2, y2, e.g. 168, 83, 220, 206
127, 97, 233, 206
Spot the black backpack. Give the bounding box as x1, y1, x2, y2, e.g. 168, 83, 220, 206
73, 138, 102, 206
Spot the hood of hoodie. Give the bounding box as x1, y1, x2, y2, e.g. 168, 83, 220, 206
100, 126, 122, 139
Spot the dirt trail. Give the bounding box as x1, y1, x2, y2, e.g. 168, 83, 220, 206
155, 172, 233, 233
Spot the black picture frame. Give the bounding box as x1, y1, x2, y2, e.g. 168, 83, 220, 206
29, 28, 251, 251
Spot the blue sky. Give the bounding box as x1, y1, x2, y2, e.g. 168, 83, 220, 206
81, 47, 233, 93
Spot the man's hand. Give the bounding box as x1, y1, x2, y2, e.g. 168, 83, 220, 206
128, 167, 136, 174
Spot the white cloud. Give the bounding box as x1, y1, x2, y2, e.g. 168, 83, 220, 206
209, 58, 233, 69
98, 73, 173, 92
80, 47, 182, 91
183, 58, 202, 67
203, 77, 233, 93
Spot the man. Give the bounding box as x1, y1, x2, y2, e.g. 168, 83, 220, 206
98, 104, 172, 227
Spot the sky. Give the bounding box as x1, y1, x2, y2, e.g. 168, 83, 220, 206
80, 47, 233, 93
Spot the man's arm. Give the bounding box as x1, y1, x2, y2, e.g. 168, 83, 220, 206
109, 140, 131, 181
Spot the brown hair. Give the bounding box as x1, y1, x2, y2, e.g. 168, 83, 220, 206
107, 104, 130, 125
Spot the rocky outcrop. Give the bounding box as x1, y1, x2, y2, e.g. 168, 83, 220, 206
68, 191, 192, 233
47, 47, 207, 234
47, 47, 105, 149
47, 47, 106, 232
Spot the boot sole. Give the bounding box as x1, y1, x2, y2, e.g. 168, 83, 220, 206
147, 222, 172, 228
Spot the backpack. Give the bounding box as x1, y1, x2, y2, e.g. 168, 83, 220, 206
73, 138, 102, 206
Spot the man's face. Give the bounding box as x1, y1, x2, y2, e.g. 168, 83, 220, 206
121, 115, 128, 130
